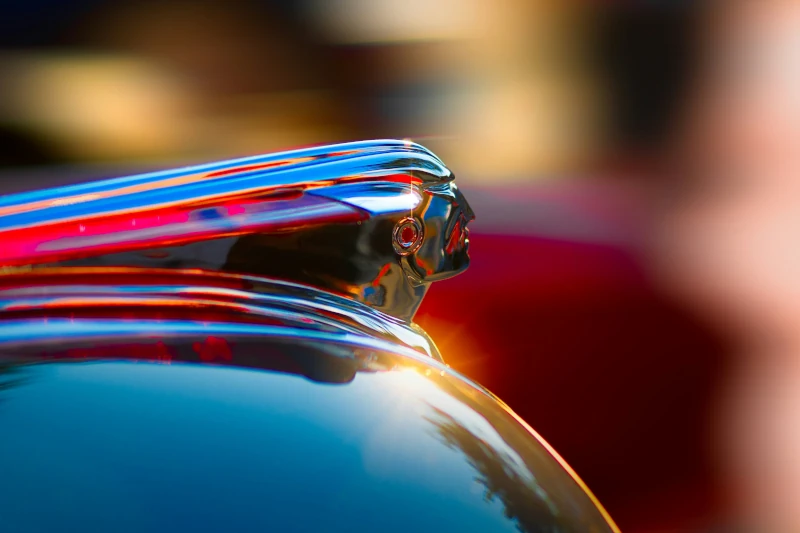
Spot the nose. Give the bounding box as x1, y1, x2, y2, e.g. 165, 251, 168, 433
453, 184, 476, 222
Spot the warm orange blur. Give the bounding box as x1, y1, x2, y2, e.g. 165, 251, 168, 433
0, 1, 603, 180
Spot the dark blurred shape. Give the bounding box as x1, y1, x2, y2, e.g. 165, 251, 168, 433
0, 126, 60, 167
0, 0, 104, 47
654, 1, 800, 531
597, 5, 694, 151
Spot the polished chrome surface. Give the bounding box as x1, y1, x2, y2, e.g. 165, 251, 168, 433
0, 140, 474, 321
0, 324, 619, 533
0, 267, 443, 360
0, 140, 620, 531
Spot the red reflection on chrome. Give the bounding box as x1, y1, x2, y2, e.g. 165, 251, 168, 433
62, 340, 173, 363
0, 195, 365, 267
193, 336, 233, 363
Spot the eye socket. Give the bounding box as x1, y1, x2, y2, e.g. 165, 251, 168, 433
392, 217, 424, 256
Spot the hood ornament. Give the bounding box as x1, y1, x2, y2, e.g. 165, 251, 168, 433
0, 140, 474, 321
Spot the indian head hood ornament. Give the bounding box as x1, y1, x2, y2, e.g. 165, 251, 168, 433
0, 140, 474, 321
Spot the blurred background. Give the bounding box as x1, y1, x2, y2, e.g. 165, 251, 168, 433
6, 1, 800, 531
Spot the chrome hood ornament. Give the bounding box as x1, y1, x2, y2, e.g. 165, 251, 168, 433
0, 140, 474, 321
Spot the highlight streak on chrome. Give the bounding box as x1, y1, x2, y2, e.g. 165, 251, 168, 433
0, 141, 448, 264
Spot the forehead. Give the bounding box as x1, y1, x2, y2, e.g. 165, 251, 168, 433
426, 182, 468, 206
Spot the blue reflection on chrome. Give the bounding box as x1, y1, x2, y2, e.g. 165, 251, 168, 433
0, 318, 431, 362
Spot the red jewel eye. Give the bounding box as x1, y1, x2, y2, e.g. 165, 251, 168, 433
393, 218, 423, 255
400, 225, 417, 246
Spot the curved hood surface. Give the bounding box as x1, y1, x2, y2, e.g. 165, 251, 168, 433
0, 333, 616, 533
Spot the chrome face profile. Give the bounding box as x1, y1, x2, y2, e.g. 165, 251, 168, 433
0, 140, 474, 321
